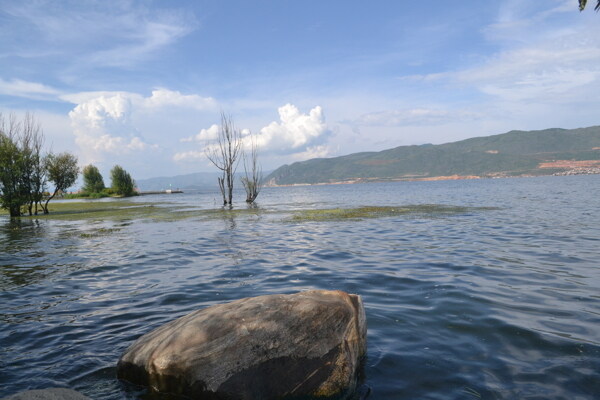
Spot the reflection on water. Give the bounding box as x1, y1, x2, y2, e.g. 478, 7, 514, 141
1, 176, 600, 399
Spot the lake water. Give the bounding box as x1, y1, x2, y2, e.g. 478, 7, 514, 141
1, 176, 599, 399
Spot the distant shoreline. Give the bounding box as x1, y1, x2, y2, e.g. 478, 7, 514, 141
265, 169, 600, 188
138, 190, 184, 195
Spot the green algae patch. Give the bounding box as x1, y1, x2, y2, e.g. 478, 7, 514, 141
287, 205, 494, 222
1, 201, 495, 223
79, 227, 122, 238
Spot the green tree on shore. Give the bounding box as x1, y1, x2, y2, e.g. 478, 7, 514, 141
0, 112, 49, 217
82, 164, 105, 194
0, 117, 27, 217
110, 165, 136, 196
44, 152, 79, 214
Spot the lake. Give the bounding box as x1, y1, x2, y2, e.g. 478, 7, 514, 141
1, 175, 599, 399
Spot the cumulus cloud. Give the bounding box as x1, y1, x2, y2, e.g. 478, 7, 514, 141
256, 104, 331, 154
143, 89, 217, 110
69, 93, 152, 162
63, 89, 216, 110
173, 104, 332, 163
67, 89, 216, 164
180, 124, 219, 142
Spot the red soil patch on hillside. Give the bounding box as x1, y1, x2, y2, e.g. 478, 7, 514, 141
538, 160, 600, 169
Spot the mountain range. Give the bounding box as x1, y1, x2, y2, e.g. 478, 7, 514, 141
264, 126, 600, 185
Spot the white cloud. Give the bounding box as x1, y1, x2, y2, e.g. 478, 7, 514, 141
0, 78, 62, 100
456, 45, 600, 103
172, 150, 205, 162
291, 145, 331, 161
396, 0, 600, 119
257, 104, 331, 154
88, 21, 193, 68
63, 89, 216, 110
68, 93, 153, 162
61, 91, 132, 104
143, 89, 217, 110
173, 104, 331, 164
452, 2, 600, 105
2, 2, 196, 68
180, 124, 219, 143
67, 88, 217, 165
352, 108, 481, 127
484, 0, 575, 43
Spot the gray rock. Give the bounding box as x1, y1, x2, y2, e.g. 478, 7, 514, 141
117, 290, 367, 399
2, 388, 90, 400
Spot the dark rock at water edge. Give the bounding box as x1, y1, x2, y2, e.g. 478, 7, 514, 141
2, 389, 91, 400
117, 290, 367, 399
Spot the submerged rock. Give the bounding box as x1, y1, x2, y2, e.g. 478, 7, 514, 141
117, 290, 367, 399
2, 388, 90, 400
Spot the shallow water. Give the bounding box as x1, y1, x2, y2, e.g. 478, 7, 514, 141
1, 176, 599, 399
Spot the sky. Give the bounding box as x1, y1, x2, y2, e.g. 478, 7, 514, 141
1, 0, 599, 180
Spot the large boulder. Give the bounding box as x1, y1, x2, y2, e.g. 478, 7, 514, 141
117, 290, 367, 399
2, 389, 90, 400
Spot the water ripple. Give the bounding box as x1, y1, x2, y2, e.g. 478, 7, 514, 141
1, 176, 600, 399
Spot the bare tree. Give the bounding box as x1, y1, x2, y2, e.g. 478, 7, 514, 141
21, 113, 47, 215
205, 113, 242, 205
241, 132, 263, 204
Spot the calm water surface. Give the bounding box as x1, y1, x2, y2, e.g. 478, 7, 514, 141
1, 176, 599, 399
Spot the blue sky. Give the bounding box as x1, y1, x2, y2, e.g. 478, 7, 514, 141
1, 0, 599, 180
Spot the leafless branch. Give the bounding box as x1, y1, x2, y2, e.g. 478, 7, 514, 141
205, 112, 242, 205
241, 131, 263, 203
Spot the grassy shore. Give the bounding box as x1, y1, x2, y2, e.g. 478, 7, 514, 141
0, 200, 265, 222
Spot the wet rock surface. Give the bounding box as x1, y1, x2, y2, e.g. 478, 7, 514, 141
117, 290, 367, 399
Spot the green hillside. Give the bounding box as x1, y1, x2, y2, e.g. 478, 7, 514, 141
266, 126, 600, 185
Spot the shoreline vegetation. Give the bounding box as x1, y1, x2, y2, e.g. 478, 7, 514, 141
0, 200, 496, 223
63, 190, 138, 200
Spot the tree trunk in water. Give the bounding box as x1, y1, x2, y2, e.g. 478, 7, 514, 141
9, 204, 21, 217
225, 165, 234, 205
218, 177, 227, 205
44, 190, 57, 214
228, 176, 233, 205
